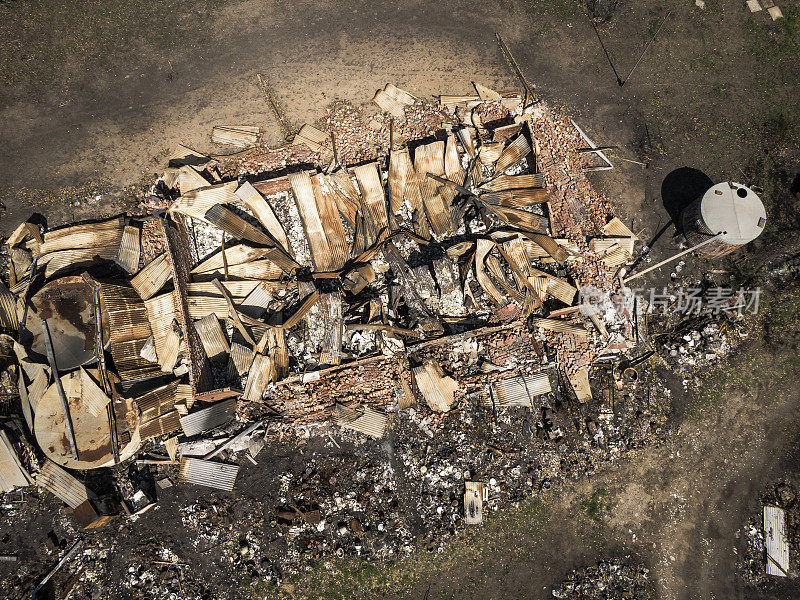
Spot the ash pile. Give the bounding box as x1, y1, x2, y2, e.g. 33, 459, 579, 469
0, 78, 670, 596
551, 558, 653, 599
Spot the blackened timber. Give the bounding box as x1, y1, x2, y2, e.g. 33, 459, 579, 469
159, 217, 213, 393
383, 242, 443, 335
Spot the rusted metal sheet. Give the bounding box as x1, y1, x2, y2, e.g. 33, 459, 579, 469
0, 280, 19, 330
204, 204, 274, 247
414, 142, 452, 236
211, 125, 260, 147
140, 410, 181, 440
169, 182, 238, 221
289, 171, 336, 272
143, 292, 178, 365
109, 338, 163, 381
389, 148, 413, 214
26, 276, 100, 370
482, 188, 549, 208
228, 342, 254, 378
474, 239, 506, 307
354, 162, 390, 242
311, 174, 350, 270
243, 353, 272, 402
37, 217, 124, 256
136, 381, 179, 423
372, 83, 415, 119
192, 244, 272, 273
99, 282, 153, 343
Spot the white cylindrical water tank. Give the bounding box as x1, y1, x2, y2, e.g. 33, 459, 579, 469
682, 181, 766, 258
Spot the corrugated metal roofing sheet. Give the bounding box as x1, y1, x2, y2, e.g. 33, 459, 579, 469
487, 373, 552, 407
480, 173, 544, 191
194, 315, 230, 361
482, 188, 549, 208
0, 280, 19, 330
228, 342, 254, 378
78, 368, 110, 417
372, 84, 410, 119
530, 316, 587, 337
37, 217, 124, 255
211, 125, 260, 147
289, 171, 336, 272
179, 457, 239, 491
0, 431, 31, 492
243, 353, 271, 402
131, 253, 172, 300
335, 404, 388, 439
389, 148, 413, 214
37, 460, 89, 509
204, 204, 274, 248
140, 410, 181, 440
413, 360, 458, 412
117, 225, 141, 273
294, 124, 328, 152
495, 134, 531, 173
179, 398, 236, 437
169, 182, 238, 221
42, 246, 120, 278
413, 143, 451, 236
354, 162, 390, 241
137, 381, 179, 422
240, 282, 272, 319
192, 244, 274, 273
311, 174, 349, 270
234, 182, 290, 254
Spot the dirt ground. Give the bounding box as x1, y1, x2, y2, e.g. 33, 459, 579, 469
1, 0, 799, 599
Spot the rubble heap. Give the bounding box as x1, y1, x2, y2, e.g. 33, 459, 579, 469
0, 79, 667, 596
551, 558, 653, 599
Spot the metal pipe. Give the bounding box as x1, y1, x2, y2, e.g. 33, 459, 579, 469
620, 11, 672, 86
31, 539, 83, 599
41, 320, 79, 461
622, 233, 724, 283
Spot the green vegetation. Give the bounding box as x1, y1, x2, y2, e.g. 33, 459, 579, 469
687, 290, 800, 416
523, 0, 579, 20
266, 496, 549, 599
580, 488, 608, 524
